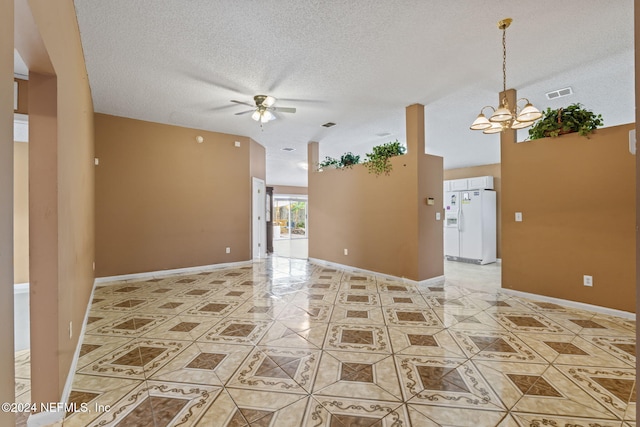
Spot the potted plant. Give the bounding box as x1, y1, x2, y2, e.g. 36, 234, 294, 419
364, 140, 406, 176
318, 156, 339, 170
339, 152, 360, 169
528, 103, 603, 140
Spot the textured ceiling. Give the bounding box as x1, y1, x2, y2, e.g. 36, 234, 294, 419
73, 0, 634, 187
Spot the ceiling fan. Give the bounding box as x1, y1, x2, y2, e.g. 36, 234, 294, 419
231, 95, 296, 124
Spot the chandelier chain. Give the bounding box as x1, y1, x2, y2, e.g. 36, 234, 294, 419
502, 26, 507, 94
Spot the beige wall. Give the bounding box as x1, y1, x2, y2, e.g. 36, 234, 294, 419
14, 141, 28, 283
1, 0, 15, 423
444, 163, 501, 258
271, 185, 308, 195
502, 124, 636, 312
16, 0, 95, 408
95, 114, 264, 276
308, 104, 443, 281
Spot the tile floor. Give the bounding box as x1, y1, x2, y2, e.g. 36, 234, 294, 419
19, 258, 638, 426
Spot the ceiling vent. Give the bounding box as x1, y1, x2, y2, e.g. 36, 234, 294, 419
376, 132, 391, 137
545, 87, 573, 100
281, 147, 295, 152
322, 122, 336, 128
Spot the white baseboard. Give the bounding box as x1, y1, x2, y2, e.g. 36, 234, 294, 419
308, 258, 445, 286
502, 288, 636, 320
14, 282, 29, 294
95, 260, 253, 285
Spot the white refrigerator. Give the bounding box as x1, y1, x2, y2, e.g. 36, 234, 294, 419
443, 189, 496, 264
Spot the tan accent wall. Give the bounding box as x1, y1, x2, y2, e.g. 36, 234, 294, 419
308, 104, 443, 281
14, 141, 29, 283
1, 0, 15, 423
270, 185, 308, 195
250, 139, 266, 181
95, 113, 263, 276
14, 78, 28, 114
17, 0, 95, 408
635, 1, 640, 420
444, 163, 501, 258
502, 124, 636, 313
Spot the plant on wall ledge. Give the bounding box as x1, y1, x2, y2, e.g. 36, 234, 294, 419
364, 140, 406, 176
528, 103, 603, 140
318, 152, 361, 170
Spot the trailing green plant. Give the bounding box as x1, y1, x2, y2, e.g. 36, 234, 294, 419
339, 152, 360, 169
364, 140, 406, 176
318, 152, 361, 170
318, 156, 339, 170
528, 103, 603, 140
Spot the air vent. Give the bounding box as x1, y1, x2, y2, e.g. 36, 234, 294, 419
322, 122, 336, 128
281, 147, 295, 152
376, 132, 391, 137
545, 87, 573, 100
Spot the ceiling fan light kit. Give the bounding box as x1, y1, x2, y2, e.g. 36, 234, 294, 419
470, 18, 542, 134
232, 94, 297, 127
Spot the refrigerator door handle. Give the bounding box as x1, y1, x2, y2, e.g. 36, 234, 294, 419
457, 209, 462, 231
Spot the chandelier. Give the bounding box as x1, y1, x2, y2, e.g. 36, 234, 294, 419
470, 18, 542, 134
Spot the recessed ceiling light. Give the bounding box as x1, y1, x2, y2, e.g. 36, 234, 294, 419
281, 147, 295, 152
322, 122, 336, 128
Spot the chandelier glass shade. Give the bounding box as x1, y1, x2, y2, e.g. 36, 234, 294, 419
470, 18, 542, 134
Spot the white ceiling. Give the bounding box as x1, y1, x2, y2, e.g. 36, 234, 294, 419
72, 0, 635, 187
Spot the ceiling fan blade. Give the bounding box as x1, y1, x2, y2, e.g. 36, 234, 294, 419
234, 109, 255, 116
231, 100, 255, 107
272, 107, 296, 114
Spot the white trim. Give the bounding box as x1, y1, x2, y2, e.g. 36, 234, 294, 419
496, 258, 502, 266
94, 260, 253, 285
26, 280, 98, 427
308, 257, 445, 286
13, 282, 29, 294
502, 288, 636, 320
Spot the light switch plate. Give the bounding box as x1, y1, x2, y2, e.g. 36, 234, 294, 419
515, 212, 523, 222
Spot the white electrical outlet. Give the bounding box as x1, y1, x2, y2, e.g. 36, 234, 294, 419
234, 141, 241, 147
515, 212, 523, 222
436, 212, 441, 220
226, 247, 231, 254
344, 249, 348, 255
583, 275, 593, 287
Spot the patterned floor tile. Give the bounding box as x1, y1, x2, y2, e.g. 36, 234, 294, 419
329, 304, 387, 325
510, 413, 623, 427
451, 329, 547, 363
396, 356, 504, 411
150, 341, 253, 386
516, 333, 631, 368
227, 346, 321, 394
383, 307, 442, 327
59, 258, 635, 426
62, 375, 142, 427
557, 364, 636, 420
303, 396, 408, 426
313, 351, 403, 402
475, 361, 619, 419
197, 318, 273, 345
406, 403, 507, 427
587, 336, 637, 368
258, 320, 328, 349
388, 326, 466, 358
491, 312, 571, 335
85, 313, 174, 338
324, 323, 392, 354
83, 380, 221, 426
77, 338, 188, 380
197, 388, 308, 427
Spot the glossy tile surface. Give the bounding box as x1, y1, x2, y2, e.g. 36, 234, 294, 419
58, 258, 635, 426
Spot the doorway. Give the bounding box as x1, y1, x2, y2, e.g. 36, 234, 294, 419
252, 177, 267, 259
272, 196, 308, 259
